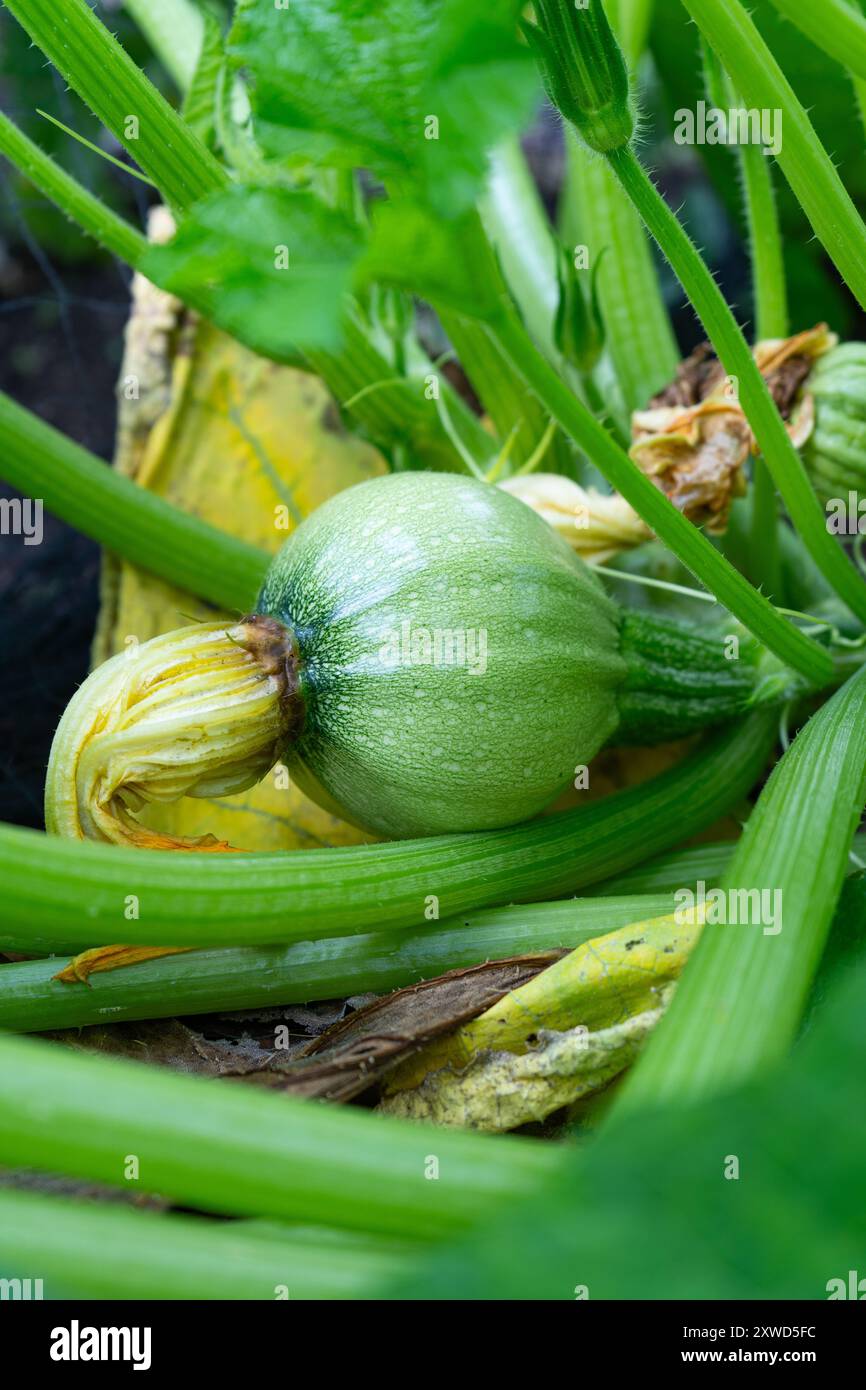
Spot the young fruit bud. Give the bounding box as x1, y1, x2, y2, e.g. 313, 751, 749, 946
45, 619, 300, 850
524, 0, 635, 154
554, 243, 606, 374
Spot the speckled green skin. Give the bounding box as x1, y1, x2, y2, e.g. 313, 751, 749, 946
803, 343, 866, 503
258, 472, 625, 838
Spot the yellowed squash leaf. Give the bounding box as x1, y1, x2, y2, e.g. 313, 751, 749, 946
384, 908, 703, 1096
379, 995, 671, 1132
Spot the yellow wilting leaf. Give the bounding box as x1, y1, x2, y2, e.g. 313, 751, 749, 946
95, 210, 386, 852
379, 994, 671, 1131
381, 909, 704, 1125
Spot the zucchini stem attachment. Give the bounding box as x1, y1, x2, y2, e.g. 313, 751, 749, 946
45, 617, 301, 851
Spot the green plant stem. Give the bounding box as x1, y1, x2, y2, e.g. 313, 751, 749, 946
480, 138, 561, 359
4, 830, 784, 956
682, 0, 866, 314
0, 1188, 412, 1299
0, 894, 677, 1032
26, 821, 859, 957
737, 136, 785, 598
559, 2, 675, 423
749, 460, 783, 601
767, 0, 866, 85
0, 1031, 557, 1237
488, 302, 833, 683
0, 392, 268, 612
0, 112, 148, 264
3, 0, 227, 213
700, 41, 786, 599
699, 37, 789, 341
616, 662, 866, 1111
606, 144, 866, 628
0, 716, 776, 951
477, 142, 623, 440
737, 141, 788, 342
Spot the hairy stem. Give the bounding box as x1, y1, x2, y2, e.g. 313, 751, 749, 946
4, 0, 227, 212
607, 144, 866, 627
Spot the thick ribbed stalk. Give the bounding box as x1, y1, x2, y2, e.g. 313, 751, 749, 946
489, 301, 833, 684
0, 1189, 412, 1300
23, 824, 848, 953
480, 138, 561, 359
3, 0, 227, 213
562, 132, 679, 417
0, 715, 777, 952
0, 1032, 557, 1237
0, 392, 268, 611
616, 663, 866, 1110
0, 893, 676, 1033
606, 144, 866, 628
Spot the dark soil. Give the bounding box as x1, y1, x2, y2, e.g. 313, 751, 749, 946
0, 251, 131, 827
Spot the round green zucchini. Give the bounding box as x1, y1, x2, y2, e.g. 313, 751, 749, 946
258, 472, 758, 838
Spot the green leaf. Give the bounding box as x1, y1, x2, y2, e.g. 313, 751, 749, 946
228, 0, 538, 213
361, 203, 505, 317
142, 185, 364, 353
144, 185, 506, 355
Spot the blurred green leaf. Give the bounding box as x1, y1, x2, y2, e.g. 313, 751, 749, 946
228, 0, 539, 214
142, 185, 363, 353
143, 184, 505, 356
362, 202, 504, 316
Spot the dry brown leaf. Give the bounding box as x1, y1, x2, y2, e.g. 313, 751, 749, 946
228, 953, 565, 1102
